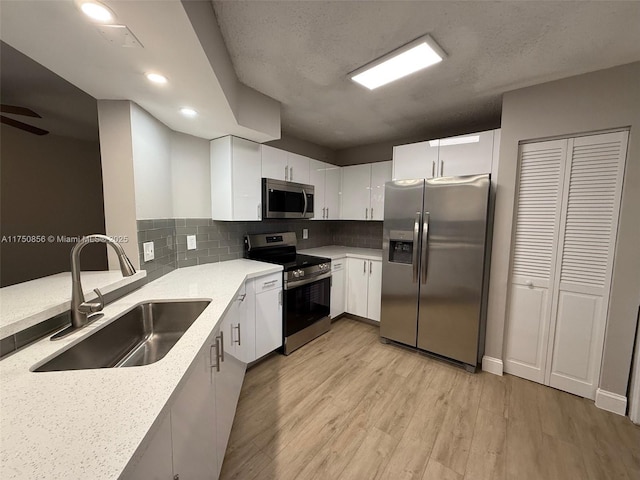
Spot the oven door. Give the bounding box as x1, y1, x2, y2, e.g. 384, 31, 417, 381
283, 273, 331, 338
263, 178, 314, 219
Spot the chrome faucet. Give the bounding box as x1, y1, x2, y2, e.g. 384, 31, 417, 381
70, 234, 136, 329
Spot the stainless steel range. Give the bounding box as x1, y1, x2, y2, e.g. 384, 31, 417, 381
245, 232, 331, 355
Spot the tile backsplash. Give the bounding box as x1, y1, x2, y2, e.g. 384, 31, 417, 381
137, 219, 382, 282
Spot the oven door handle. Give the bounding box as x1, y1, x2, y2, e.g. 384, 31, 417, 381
302, 188, 308, 217
285, 271, 331, 289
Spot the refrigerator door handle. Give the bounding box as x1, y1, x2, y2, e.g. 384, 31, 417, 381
421, 212, 430, 284
412, 212, 420, 283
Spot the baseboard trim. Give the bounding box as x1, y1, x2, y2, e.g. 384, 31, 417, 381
481, 356, 504, 376
595, 388, 627, 416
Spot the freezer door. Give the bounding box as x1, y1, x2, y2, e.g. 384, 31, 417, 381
417, 174, 489, 366
380, 179, 425, 346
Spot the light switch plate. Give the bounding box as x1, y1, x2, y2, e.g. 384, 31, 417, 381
302, 228, 309, 240
187, 235, 197, 250
143, 242, 154, 262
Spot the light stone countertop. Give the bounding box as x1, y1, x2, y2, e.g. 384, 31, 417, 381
0, 270, 147, 338
300, 245, 383, 261
0, 259, 282, 480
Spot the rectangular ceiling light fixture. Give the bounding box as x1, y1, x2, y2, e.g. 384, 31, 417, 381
350, 34, 446, 90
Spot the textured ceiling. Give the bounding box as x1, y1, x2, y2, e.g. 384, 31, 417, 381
213, 0, 640, 150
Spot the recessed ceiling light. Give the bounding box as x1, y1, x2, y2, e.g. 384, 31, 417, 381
350, 34, 446, 90
79, 1, 114, 23
145, 73, 168, 84
180, 107, 197, 117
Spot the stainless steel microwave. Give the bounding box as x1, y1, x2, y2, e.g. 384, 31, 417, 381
262, 178, 314, 219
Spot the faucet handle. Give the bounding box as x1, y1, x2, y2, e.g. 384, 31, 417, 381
79, 288, 105, 314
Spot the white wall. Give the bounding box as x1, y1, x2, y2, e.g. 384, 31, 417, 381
131, 103, 173, 220
171, 131, 211, 218
486, 62, 640, 398
97, 100, 140, 269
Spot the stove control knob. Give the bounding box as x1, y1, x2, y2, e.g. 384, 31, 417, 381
298, 269, 304, 277
293, 270, 300, 278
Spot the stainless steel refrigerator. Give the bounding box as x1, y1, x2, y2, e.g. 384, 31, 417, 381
380, 174, 490, 370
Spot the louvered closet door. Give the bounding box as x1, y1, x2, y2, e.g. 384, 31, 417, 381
546, 131, 628, 399
504, 140, 567, 383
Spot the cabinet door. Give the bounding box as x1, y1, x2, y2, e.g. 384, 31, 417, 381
126, 412, 174, 480
330, 260, 346, 319
171, 332, 218, 480
366, 260, 382, 322
232, 137, 262, 220
324, 165, 342, 220
370, 161, 392, 221
229, 283, 255, 364
287, 152, 310, 184
261, 145, 287, 181
255, 287, 283, 359
504, 140, 567, 383
214, 324, 246, 477
346, 257, 369, 317
309, 159, 327, 220
438, 130, 494, 177
392, 141, 438, 180
341, 164, 371, 220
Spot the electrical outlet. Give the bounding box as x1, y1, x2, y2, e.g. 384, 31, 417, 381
302, 228, 309, 240
187, 235, 197, 250
143, 242, 154, 262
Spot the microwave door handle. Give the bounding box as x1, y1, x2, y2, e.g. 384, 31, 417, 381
302, 189, 308, 217
421, 212, 430, 284
413, 212, 420, 283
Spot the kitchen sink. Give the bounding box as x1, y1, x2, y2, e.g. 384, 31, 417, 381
33, 300, 211, 372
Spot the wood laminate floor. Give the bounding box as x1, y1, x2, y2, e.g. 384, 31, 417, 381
220, 318, 640, 480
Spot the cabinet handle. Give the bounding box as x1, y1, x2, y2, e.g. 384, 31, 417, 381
290, 166, 293, 181
363, 260, 366, 273
238, 293, 246, 302
326, 207, 329, 218
371, 207, 374, 219
440, 160, 444, 177
212, 340, 220, 372
218, 331, 225, 363
234, 323, 241, 345
285, 165, 288, 181
369, 260, 372, 275
174, 475, 180, 480
257, 203, 261, 220
525, 280, 534, 288
263, 279, 278, 288
279, 290, 283, 305
432, 161, 435, 178
365, 208, 368, 220
335, 263, 342, 268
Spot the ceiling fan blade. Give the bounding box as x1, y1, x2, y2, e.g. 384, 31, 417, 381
0, 115, 49, 135
0, 104, 41, 118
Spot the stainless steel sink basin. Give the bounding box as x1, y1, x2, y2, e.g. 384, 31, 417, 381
34, 300, 211, 372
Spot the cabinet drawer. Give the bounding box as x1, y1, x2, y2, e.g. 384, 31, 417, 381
255, 272, 282, 292
332, 259, 346, 272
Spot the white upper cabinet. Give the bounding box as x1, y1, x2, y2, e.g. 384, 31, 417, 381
370, 161, 392, 221
392, 129, 499, 181
392, 141, 439, 180
438, 130, 495, 177
309, 159, 327, 220
261, 145, 310, 183
261, 144, 288, 181
341, 162, 392, 220
309, 159, 342, 220
324, 164, 342, 220
211, 136, 262, 221
341, 164, 373, 220
286, 152, 310, 184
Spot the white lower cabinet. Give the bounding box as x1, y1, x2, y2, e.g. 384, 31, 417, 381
255, 286, 283, 359
346, 258, 382, 322
330, 259, 346, 319
127, 411, 174, 480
